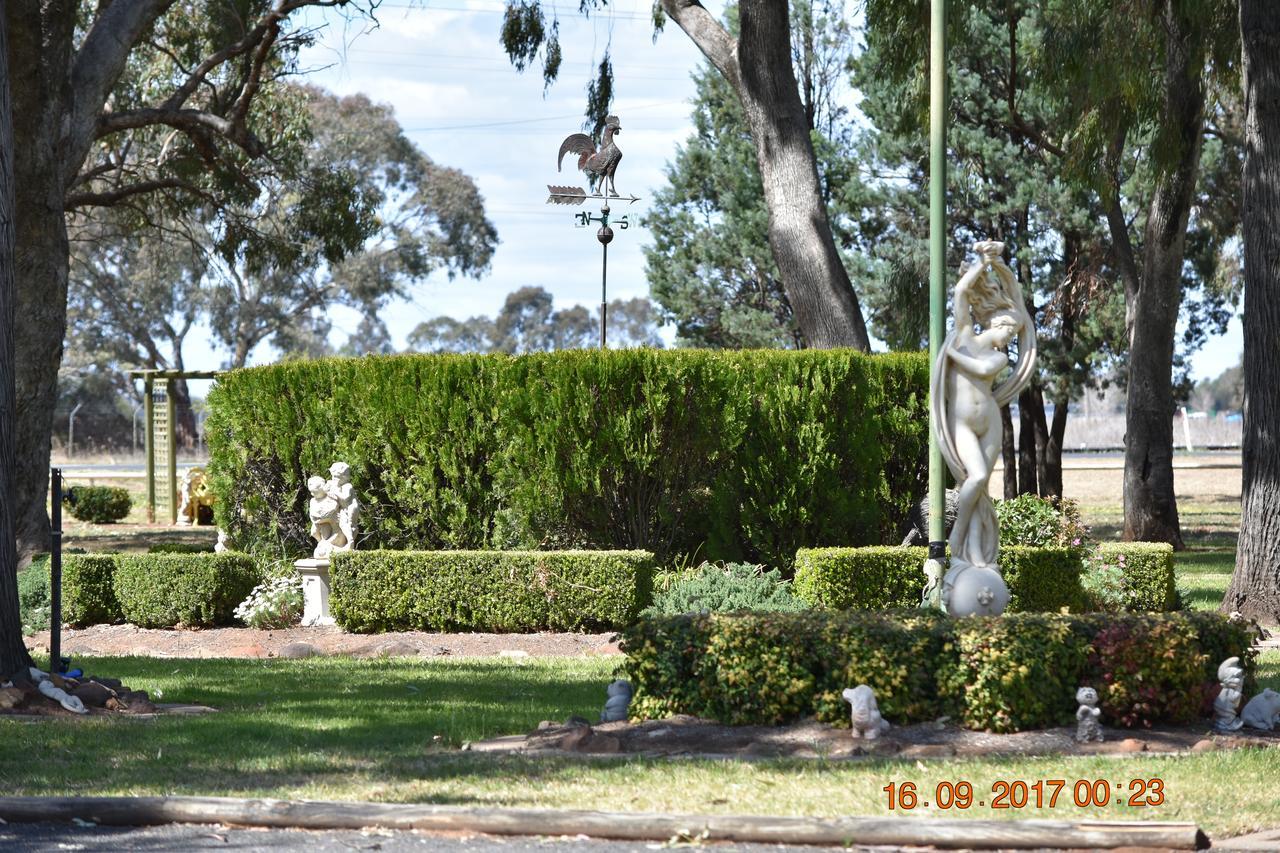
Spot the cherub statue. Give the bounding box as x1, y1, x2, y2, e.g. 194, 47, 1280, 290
842, 685, 891, 740
308, 475, 345, 558
1075, 686, 1103, 743
932, 242, 1037, 615
1214, 656, 1246, 732
327, 462, 359, 552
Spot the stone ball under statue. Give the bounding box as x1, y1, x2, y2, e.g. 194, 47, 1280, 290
946, 564, 1010, 617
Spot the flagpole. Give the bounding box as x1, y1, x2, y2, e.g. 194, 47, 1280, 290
925, 0, 949, 607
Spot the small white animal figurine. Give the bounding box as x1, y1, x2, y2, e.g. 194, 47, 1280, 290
842, 685, 891, 739
601, 679, 633, 723
1214, 656, 1246, 732
1075, 686, 1103, 743
1241, 688, 1280, 731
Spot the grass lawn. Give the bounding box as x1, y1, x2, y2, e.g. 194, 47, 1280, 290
3, 652, 1279, 838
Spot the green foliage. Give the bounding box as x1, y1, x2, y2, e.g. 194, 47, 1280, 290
148, 543, 215, 554
18, 557, 51, 634
793, 545, 1085, 613
330, 550, 654, 633
113, 554, 261, 629
64, 486, 132, 524
622, 611, 1256, 732
207, 349, 929, 567
63, 555, 124, 627
995, 495, 1090, 550
1094, 542, 1178, 612
645, 563, 805, 617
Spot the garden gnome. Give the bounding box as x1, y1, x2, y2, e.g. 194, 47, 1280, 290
1075, 686, 1103, 743
1214, 656, 1245, 732
1241, 688, 1280, 731
601, 679, 633, 722
842, 685, 890, 739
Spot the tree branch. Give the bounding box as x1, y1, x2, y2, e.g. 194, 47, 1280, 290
65, 178, 207, 210
95, 108, 267, 158
65, 0, 177, 187
659, 0, 739, 87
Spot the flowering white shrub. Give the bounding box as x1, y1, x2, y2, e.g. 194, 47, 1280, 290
234, 575, 304, 629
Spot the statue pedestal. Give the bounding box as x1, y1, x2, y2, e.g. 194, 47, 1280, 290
295, 558, 335, 627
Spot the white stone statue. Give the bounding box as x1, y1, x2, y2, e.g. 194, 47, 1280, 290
1241, 688, 1280, 731
1075, 686, 1103, 743
601, 679, 633, 723
307, 462, 359, 559
931, 241, 1037, 616
214, 528, 231, 554
842, 685, 891, 740
1213, 656, 1245, 732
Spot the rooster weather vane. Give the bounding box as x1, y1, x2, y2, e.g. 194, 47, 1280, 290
545, 114, 643, 349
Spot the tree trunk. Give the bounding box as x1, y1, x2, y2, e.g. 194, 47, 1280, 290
660, 0, 871, 351
1121, 0, 1204, 549
1000, 404, 1017, 498
0, 9, 34, 675
7, 12, 73, 559
1044, 396, 1067, 499
1223, 0, 1280, 621
1017, 389, 1037, 496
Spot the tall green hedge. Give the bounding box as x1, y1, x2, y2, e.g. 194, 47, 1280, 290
206, 349, 929, 566
330, 550, 655, 632
1095, 542, 1177, 611
793, 545, 1086, 612
622, 611, 1256, 732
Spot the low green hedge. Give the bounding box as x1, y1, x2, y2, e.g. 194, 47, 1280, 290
114, 554, 260, 628
331, 550, 656, 632
64, 555, 123, 626
793, 546, 1085, 612
64, 553, 259, 628
1096, 542, 1177, 611
64, 486, 132, 523
621, 611, 1256, 732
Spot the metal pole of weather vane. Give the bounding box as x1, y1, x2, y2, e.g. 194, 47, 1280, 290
547, 113, 641, 350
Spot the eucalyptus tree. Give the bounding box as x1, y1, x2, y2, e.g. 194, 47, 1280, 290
866, 0, 1240, 541
501, 0, 871, 350
1224, 1, 1280, 622
6, 0, 394, 558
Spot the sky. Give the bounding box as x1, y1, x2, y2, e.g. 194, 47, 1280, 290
181, 0, 1243, 394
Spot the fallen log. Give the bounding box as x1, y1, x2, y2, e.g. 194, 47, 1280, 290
0, 796, 1209, 850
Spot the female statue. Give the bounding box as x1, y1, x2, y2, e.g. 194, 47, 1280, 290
931, 242, 1036, 612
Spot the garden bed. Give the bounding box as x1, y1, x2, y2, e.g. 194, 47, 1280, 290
25, 624, 623, 660
476, 714, 1280, 761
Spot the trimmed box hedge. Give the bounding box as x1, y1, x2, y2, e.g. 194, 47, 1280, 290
621, 610, 1256, 732
64, 485, 132, 523
330, 550, 656, 633
1096, 542, 1177, 611
64, 553, 260, 628
206, 349, 929, 567
793, 545, 1086, 612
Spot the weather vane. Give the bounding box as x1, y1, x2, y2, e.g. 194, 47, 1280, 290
547, 114, 643, 348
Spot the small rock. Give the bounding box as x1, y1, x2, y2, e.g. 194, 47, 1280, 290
498, 649, 529, 659
900, 744, 955, 758
1191, 738, 1218, 753
564, 714, 591, 727
1117, 738, 1147, 753
428, 646, 451, 656
375, 641, 419, 658
0, 686, 24, 710
72, 682, 116, 709
537, 720, 557, 730
278, 642, 320, 660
